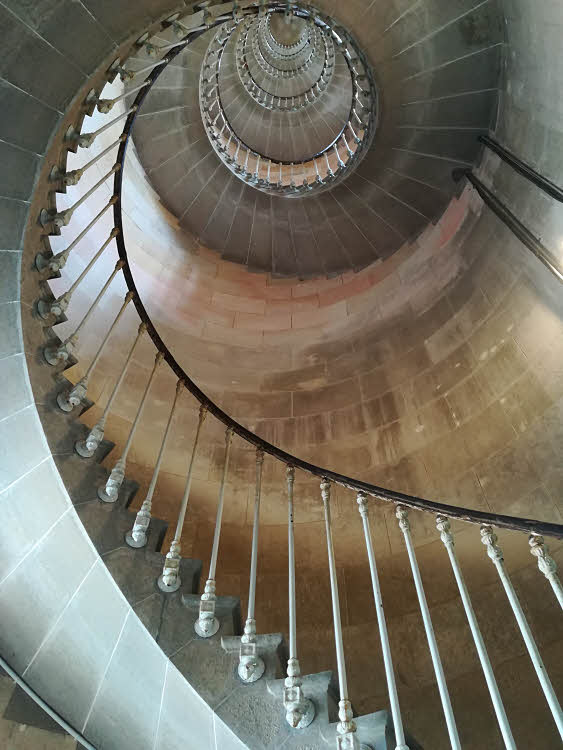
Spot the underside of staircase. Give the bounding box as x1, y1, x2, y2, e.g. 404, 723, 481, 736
128, 2, 502, 278
18, 303, 418, 749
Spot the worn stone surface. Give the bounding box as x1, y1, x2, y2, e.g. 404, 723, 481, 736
2, 0, 562, 749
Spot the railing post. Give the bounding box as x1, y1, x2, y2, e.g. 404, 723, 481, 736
37, 228, 119, 320
45, 260, 125, 367
125, 378, 184, 548
357, 494, 408, 750
35, 197, 117, 274
396, 506, 461, 749
158, 404, 208, 592
75, 322, 146, 458
195, 426, 234, 637
436, 516, 515, 749
238, 447, 265, 683
56, 289, 133, 412
529, 534, 563, 609
481, 525, 563, 738
98, 351, 164, 503
40, 165, 120, 229
321, 480, 370, 750
284, 466, 315, 729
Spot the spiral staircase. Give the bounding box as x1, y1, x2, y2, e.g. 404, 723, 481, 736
127, 1, 501, 276
1, 1, 562, 750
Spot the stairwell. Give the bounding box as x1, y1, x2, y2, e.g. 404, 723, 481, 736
1, 2, 562, 750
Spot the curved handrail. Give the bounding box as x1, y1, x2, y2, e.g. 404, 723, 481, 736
250, 18, 321, 78
97, 25, 561, 538
479, 134, 563, 203
196, 6, 375, 195
37, 3, 562, 540
260, 14, 311, 61
264, 10, 309, 53
237, 16, 335, 110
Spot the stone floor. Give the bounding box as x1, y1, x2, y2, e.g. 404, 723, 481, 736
0, 672, 78, 750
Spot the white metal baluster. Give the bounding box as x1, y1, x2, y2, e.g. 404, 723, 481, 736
126, 378, 184, 548
66, 107, 137, 149
52, 136, 126, 186
481, 525, 563, 738
333, 143, 345, 169
224, 132, 233, 159
38, 228, 120, 320
45, 260, 125, 367
97, 82, 150, 113
119, 57, 168, 81
254, 154, 261, 183
75, 322, 146, 458
195, 427, 234, 637
348, 122, 361, 145
239, 448, 266, 683
321, 480, 370, 750
314, 158, 322, 184
529, 534, 563, 609
396, 507, 461, 749
283, 466, 315, 728
436, 516, 515, 749
41, 164, 120, 229
324, 151, 333, 177
98, 351, 164, 503
36, 196, 117, 273
357, 494, 408, 750
158, 404, 208, 592
55, 286, 132, 411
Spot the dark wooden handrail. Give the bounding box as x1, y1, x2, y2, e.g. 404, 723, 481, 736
479, 134, 563, 203
453, 168, 563, 283
107, 11, 562, 539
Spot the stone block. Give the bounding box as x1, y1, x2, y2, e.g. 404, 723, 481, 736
2, 0, 116, 76
23, 561, 129, 731
0, 302, 23, 357
0, 457, 69, 583
154, 661, 216, 750
0, 353, 32, 420
213, 715, 249, 749
0, 250, 20, 303
84, 613, 167, 750
0, 198, 28, 251
0, 141, 41, 202
81, 0, 183, 44
0, 5, 85, 111
0, 79, 60, 154
0, 405, 49, 493
0, 510, 97, 673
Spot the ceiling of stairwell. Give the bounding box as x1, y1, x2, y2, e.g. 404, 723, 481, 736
25, 0, 562, 746
128, 1, 504, 278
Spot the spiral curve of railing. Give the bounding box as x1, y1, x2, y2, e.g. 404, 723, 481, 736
31, 1, 563, 747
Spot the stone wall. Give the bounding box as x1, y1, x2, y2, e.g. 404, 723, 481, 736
1, 1, 562, 749
0, 1, 248, 748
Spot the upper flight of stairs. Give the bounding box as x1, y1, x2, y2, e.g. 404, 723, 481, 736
126, 1, 502, 279
24, 304, 419, 750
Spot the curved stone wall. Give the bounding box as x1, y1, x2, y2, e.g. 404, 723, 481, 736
1, 1, 562, 749
32, 84, 563, 747
0, 2, 249, 749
